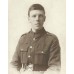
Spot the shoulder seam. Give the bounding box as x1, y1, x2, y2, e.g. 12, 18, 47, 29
46, 32, 58, 39
21, 32, 29, 37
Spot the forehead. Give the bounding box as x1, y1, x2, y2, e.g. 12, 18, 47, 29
29, 10, 45, 16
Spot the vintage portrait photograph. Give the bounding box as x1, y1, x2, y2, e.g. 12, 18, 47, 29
8, 0, 66, 74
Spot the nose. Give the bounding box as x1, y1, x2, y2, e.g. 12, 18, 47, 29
35, 16, 39, 21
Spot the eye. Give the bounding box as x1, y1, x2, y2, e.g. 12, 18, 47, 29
39, 15, 44, 18
32, 15, 36, 17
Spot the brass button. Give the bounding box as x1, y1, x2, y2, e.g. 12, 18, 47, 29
20, 49, 24, 51
33, 38, 35, 40
41, 51, 44, 53
29, 46, 32, 49
28, 55, 31, 58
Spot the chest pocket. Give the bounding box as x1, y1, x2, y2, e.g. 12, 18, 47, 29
20, 43, 29, 64
34, 51, 49, 65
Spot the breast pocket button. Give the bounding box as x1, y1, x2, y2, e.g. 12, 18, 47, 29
41, 51, 44, 53
29, 46, 32, 49
28, 55, 31, 58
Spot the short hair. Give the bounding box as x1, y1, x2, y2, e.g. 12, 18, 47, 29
28, 4, 45, 16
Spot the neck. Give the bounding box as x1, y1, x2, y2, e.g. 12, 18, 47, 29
32, 27, 43, 33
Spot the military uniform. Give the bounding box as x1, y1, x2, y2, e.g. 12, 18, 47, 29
11, 28, 61, 72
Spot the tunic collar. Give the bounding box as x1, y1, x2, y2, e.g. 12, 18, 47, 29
29, 27, 46, 39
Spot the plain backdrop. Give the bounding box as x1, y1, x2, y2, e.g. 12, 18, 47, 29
8, 0, 66, 74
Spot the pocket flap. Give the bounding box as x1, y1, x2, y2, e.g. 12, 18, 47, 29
20, 43, 29, 52
35, 51, 46, 54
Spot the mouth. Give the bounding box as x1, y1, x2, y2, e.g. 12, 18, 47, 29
35, 24, 40, 27
35, 22, 40, 25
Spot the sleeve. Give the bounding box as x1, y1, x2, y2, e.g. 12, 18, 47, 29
48, 36, 61, 71
10, 36, 23, 71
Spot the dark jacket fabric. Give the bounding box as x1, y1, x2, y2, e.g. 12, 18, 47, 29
11, 28, 61, 71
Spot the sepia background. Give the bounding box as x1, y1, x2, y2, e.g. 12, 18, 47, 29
8, 0, 66, 74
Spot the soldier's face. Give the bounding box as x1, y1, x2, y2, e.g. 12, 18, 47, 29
28, 10, 46, 31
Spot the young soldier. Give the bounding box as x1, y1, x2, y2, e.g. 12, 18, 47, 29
11, 4, 61, 74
